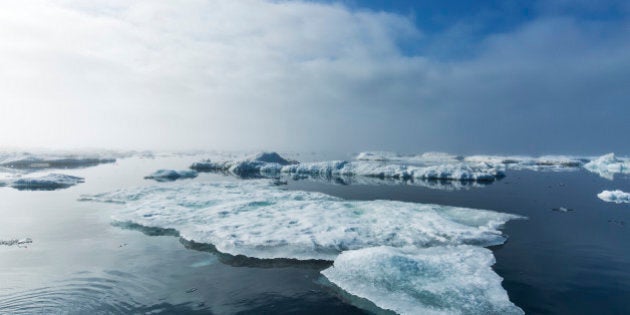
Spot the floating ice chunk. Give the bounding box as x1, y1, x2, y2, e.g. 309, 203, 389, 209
191, 151, 296, 175
10, 173, 84, 190
584, 153, 630, 180
0, 152, 116, 171
597, 190, 630, 204
81, 180, 522, 260
321, 246, 524, 315
281, 160, 352, 176
0, 238, 32, 247
282, 161, 504, 182
356, 151, 462, 165
145, 169, 198, 182
464, 155, 584, 172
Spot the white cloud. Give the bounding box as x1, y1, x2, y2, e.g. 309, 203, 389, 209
0, 0, 628, 154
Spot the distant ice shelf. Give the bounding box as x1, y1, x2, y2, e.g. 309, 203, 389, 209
597, 190, 630, 204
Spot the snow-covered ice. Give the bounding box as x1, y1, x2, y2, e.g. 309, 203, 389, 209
597, 190, 630, 204
584, 153, 630, 180
81, 180, 522, 261
145, 169, 198, 182
322, 246, 524, 315
10, 174, 85, 190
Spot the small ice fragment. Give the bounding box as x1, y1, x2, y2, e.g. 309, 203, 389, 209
597, 190, 630, 204
144, 169, 198, 182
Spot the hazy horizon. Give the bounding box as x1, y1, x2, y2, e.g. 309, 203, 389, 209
2, 0, 629, 155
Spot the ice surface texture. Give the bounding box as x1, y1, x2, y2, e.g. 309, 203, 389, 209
322, 246, 524, 315
81, 180, 522, 261
10, 174, 84, 190
144, 169, 198, 182
597, 190, 630, 204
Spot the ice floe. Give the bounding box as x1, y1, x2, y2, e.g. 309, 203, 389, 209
0, 152, 116, 171
283, 160, 504, 181
597, 190, 630, 204
0, 238, 32, 247
10, 174, 85, 190
322, 246, 524, 315
584, 153, 630, 180
190, 151, 296, 175
355, 151, 462, 164
144, 169, 198, 182
81, 180, 522, 261
192, 152, 505, 182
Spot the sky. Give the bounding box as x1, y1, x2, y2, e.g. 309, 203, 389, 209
0, 0, 628, 155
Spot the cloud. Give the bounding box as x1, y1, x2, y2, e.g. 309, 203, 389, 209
0, 0, 628, 154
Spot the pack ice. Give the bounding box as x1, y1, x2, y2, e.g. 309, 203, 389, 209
597, 190, 630, 204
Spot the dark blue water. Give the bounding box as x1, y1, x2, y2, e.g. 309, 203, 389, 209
1, 156, 629, 314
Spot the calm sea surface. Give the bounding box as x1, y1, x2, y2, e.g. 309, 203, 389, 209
0, 155, 629, 314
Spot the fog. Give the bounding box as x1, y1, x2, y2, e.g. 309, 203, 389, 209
1, 0, 628, 155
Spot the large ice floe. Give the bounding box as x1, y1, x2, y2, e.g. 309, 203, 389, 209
584, 153, 630, 180
597, 190, 630, 204
81, 180, 522, 260
81, 180, 523, 314
322, 246, 524, 315
9, 173, 85, 190
144, 169, 198, 182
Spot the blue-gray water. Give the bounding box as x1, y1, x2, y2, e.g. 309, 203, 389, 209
0, 155, 629, 314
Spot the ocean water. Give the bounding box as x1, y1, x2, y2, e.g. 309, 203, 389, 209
0, 155, 629, 314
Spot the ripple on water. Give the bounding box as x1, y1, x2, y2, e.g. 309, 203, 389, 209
0, 270, 210, 314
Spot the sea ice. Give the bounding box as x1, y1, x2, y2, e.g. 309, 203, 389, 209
584, 153, 630, 180
597, 190, 630, 204
80, 180, 522, 260
464, 155, 584, 172
145, 169, 198, 182
282, 160, 504, 182
0, 152, 116, 171
321, 246, 524, 315
0, 238, 33, 247
190, 151, 296, 175
10, 173, 85, 190
355, 151, 462, 164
